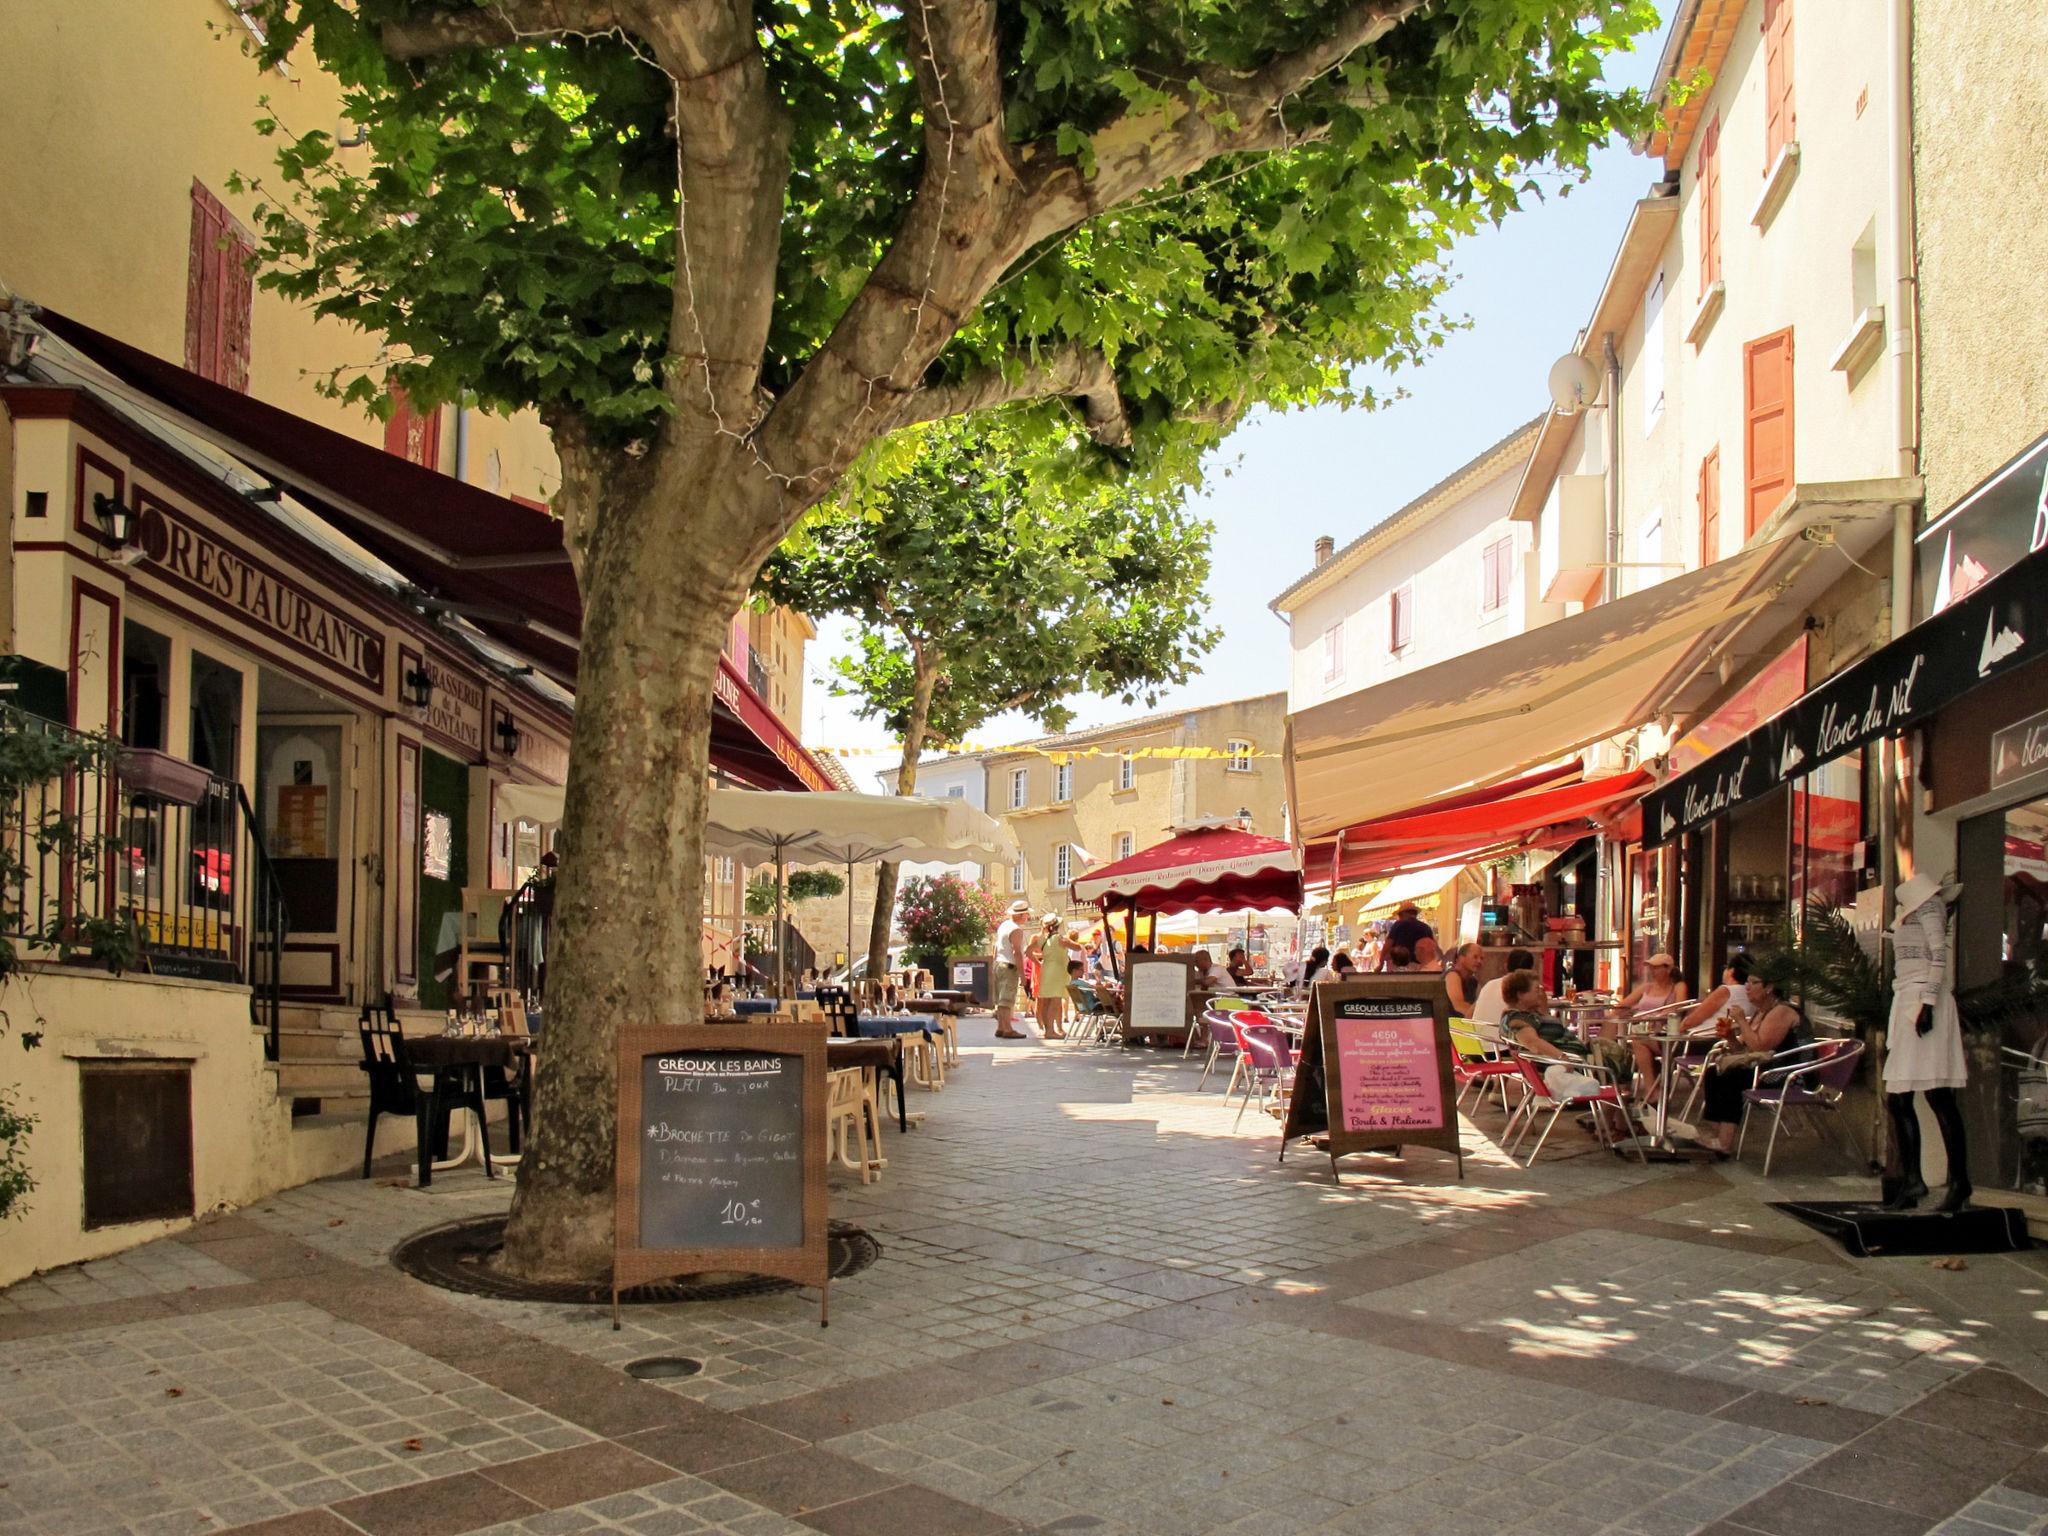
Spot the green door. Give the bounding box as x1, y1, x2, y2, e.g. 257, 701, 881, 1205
416, 749, 470, 1010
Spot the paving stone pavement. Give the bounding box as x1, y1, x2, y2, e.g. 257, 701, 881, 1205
3, 1014, 2046, 1536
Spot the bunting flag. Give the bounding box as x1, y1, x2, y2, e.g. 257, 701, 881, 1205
807, 742, 1278, 761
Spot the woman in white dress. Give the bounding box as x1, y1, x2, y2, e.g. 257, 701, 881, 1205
1883, 872, 1970, 1212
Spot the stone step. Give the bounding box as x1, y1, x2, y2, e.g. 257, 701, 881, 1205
276, 1059, 367, 1096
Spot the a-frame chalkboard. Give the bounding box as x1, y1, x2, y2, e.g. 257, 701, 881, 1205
613, 1021, 830, 1326
1280, 976, 1463, 1182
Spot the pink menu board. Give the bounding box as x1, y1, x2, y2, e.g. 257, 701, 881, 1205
1330, 1000, 1443, 1133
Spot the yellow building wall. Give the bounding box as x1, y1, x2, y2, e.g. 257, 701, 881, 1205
1912, 0, 2048, 518
0, 0, 560, 502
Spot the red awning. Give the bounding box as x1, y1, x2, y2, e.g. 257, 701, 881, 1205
1301, 768, 1651, 887
36, 309, 828, 792
1070, 824, 1302, 915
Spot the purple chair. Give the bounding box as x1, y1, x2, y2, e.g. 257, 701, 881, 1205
1737, 1038, 1866, 1175
1197, 1008, 1244, 1092
1232, 1021, 1298, 1130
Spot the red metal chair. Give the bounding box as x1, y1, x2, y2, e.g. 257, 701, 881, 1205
1232, 1019, 1299, 1130
1500, 1048, 1643, 1167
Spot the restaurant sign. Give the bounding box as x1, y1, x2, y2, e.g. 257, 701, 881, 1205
423, 651, 485, 758
1991, 706, 2048, 794
1646, 543, 2048, 847
135, 493, 385, 692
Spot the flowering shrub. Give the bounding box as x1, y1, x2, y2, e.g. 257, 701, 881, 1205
895, 874, 1002, 970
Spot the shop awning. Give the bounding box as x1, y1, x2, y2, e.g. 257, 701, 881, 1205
31, 309, 831, 793
1331, 768, 1652, 856
1644, 541, 2048, 846
1287, 538, 1790, 841
1358, 865, 1466, 917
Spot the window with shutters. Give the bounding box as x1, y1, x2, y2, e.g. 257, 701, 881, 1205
1480, 537, 1512, 613
1052, 761, 1072, 802
1763, 0, 1796, 167
1225, 738, 1253, 773
1389, 586, 1413, 653
1117, 753, 1135, 792
384, 387, 442, 471
1697, 114, 1722, 294
1115, 832, 1134, 861
1008, 767, 1029, 811
1321, 621, 1344, 684
1054, 844, 1071, 888
185, 182, 253, 392
1743, 330, 1795, 537
1698, 448, 1722, 566
1009, 860, 1025, 893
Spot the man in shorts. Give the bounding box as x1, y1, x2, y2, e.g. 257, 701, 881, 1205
992, 898, 1030, 1038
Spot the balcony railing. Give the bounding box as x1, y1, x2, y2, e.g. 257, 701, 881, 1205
0, 708, 288, 1057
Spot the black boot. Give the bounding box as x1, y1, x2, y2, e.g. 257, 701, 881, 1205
1883, 1092, 1928, 1210
1928, 1087, 1972, 1213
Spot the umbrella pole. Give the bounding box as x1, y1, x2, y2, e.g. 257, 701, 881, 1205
1103, 904, 1120, 980
1146, 912, 1157, 948
845, 855, 855, 986
775, 845, 787, 1001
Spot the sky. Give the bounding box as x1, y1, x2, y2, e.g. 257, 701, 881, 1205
800, 15, 1672, 781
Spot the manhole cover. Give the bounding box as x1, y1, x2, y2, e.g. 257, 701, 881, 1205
391, 1215, 880, 1304
625, 1357, 704, 1380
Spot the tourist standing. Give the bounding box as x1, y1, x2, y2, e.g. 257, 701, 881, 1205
1383, 901, 1434, 957
992, 899, 1030, 1038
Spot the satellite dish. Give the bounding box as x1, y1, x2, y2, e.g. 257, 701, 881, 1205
1546, 353, 1601, 414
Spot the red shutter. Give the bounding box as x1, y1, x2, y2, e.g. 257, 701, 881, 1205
1743, 331, 1794, 536
1698, 447, 1721, 565
383, 387, 442, 471
1698, 115, 1721, 295
1763, 0, 1795, 165
220, 229, 254, 394
186, 183, 254, 391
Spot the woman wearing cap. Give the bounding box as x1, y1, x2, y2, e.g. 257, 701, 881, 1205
1617, 953, 1689, 1099
1030, 914, 1088, 1039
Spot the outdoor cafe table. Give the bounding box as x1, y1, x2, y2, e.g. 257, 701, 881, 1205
854, 1015, 943, 1116
405, 1033, 532, 1187
1609, 1001, 1713, 1162
826, 1036, 915, 1132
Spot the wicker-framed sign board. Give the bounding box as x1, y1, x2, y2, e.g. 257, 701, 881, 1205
1280, 976, 1463, 1182
612, 1022, 830, 1327
1122, 953, 1198, 1043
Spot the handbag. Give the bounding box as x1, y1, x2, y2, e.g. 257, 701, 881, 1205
2018, 1038, 2048, 1140
1706, 1039, 1772, 1074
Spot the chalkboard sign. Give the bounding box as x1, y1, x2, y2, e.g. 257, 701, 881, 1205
1281, 977, 1462, 1181
614, 1022, 829, 1325
1123, 953, 1197, 1042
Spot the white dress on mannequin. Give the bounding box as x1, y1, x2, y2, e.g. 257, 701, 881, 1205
1883, 876, 1967, 1092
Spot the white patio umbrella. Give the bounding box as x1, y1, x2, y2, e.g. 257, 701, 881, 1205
703, 790, 1015, 996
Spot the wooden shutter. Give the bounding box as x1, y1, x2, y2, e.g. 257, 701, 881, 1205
1698, 447, 1721, 565
383, 387, 442, 471
1697, 114, 1721, 294
1743, 331, 1794, 536
1763, 0, 1795, 165
220, 226, 254, 393
186, 183, 254, 390
1390, 586, 1412, 652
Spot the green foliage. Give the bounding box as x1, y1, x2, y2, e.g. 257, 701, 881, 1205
1760, 896, 1888, 1038
0, 1090, 32, 1223
233, 0, 1659, 470
758, 420, 1219, 745
745, 868, 850, 915
895, 873, 1001, 962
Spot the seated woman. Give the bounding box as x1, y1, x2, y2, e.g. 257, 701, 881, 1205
1380, 943, 1415, 973
1501, 970, 1634, 1103
1615, 951, 1692, 1099
1329, 951, 1358, 979
1692, 967, 1810, 1154
1638, 957, 1752, 1102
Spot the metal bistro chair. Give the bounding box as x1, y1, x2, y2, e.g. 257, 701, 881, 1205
1186, 994, 1250, 1059
1736, 1038, 1866, 1175
1448, 1020, 1522, 1117
1198, 1007, 1246, 1092
1500, 1047, 1644, 1168
1231, 1017, 1299, 1130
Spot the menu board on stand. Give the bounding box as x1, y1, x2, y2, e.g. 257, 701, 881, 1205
1281, 976, 1462, 1181
1122, 954, 1197, 1043
612, 1021, 829, 1326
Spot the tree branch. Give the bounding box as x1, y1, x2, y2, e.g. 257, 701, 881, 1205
904, 0, 1007, 163
379, 1, 630, 60
1024, 0, 1424, 238
894, 348, 1131, 448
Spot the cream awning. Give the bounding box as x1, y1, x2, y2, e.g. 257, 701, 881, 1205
1287, 539, 1788, 841
1357, 865, 1466, 917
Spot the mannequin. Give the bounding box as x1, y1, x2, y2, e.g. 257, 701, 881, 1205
1883, 872, 1970, 1212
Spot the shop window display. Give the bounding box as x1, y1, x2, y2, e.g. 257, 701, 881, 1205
1955, 794, 2048, 1195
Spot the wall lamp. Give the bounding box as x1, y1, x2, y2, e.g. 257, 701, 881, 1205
401, 665, 434, 710
91, 492, 138, 550
494, 716, 523, 755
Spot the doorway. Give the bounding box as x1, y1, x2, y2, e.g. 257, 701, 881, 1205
257, 704, 358, 1003
416, 749, 470, 1009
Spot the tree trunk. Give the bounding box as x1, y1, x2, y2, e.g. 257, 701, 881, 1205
498, 437, 757, 1283
864, 656, 939, 980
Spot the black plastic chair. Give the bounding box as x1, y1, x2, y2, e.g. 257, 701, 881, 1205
358, 1001, 434, 1178
813, 985, 859, 1038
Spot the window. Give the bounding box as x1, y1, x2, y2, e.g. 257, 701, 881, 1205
1743, 329, 1795, 536
1697, 114, 1722, 295
1481, 537, 1513, 614
185, 182, 253, 392
1008, 766, 1028, 810
1642, 270, 1666, 433
1009, 860, 1025, 893
1115, 832, 1134, 861
1226, 738, 1253, 773
384, 387, 442, 471
1054, 844, 1071, 887
1389, 586, 1413, 653
1698, 448, 1722, 566
1053, 761, 1072, 802
1118, 753, 1135, 791
1321, 621, 1344, 683
120, 622, 172, 751
945, 785, 965, 799
1763, 0, 1796, 166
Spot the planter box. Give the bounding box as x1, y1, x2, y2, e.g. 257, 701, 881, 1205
119, 748, 212, 807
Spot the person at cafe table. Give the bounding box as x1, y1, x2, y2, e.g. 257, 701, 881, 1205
1444, 943, 1485, 1018
1690, 965, 1811, 1155
1501, 971, 1637, 1104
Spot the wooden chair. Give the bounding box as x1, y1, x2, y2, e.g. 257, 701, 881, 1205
826, 1066, 881, 1183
